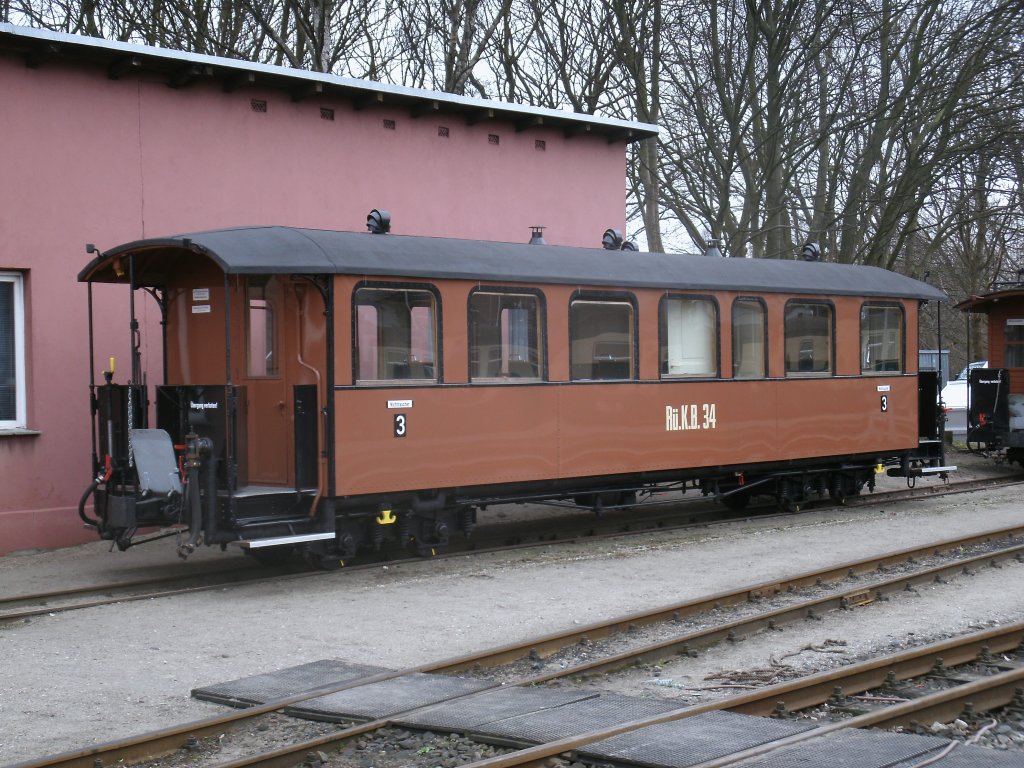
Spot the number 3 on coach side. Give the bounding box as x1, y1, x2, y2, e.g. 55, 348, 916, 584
394, 413, 408, 437
880, 395, 888, 413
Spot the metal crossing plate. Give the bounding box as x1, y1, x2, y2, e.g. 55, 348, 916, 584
891, 743, 1024, 767
470, 693, 682, 745
735, 728, 950, 768
578, 711, 815, 768
285, 673, 493, 723
191, 660, 392, 708
395, 686, 598, 732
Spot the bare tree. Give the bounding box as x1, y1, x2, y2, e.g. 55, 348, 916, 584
658, 0, 848, 257
393, 0, 513, 95
8, 0, 1022, 283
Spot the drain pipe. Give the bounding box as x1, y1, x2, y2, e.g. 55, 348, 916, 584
294, 284, 326, 518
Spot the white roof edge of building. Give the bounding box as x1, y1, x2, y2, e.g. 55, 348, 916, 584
0, 23, 660, 138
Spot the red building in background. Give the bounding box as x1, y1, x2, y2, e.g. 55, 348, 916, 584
0, 24, 656, 553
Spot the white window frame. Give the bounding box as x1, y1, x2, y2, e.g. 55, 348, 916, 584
0, 272, 26, 430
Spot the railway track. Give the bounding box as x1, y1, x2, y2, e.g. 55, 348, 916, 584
3, 473, 1020, 626
12, 517, 1024, 768
465, 621, 1024, 768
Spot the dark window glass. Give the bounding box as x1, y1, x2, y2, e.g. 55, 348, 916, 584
0, 280, 14, 421
469, 292, 543, 380
570, 300, 634, 381
785, 302, 833, 375
246, 277, 279, 377
860, 304, 903, 373
355, 288, 437, 382
1006, 322, 1024, 368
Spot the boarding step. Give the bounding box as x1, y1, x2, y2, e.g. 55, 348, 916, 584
231, 531, 336, 549
221, 485, 318, 498
920, 465, 957, 474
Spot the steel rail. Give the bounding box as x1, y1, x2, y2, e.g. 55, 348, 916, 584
424, 522, 1024, 674
685, 653, 1024, 767
194, 595, 1024, 768
508, 540, 1024, 684
0, 563, 267, 611
0, 504, 778, 622
459, 621, 1024, 768
13, 523, 1024, 768
4, 475, 1020, 625
0, 566, 304, 623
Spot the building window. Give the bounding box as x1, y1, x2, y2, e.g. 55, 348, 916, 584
469, 291, 543, 381
0, 273, 26, 429
732, 298, 766, 378
785, 301, 833, 376
355, 286, 438, 382
570, 297, 634, 381
1006, 320, 1024, 367
861, 303, 903, 373
660, 296, 717, 377
247, 277, 279, 377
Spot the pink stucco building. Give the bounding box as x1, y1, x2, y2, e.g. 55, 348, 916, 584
0, 24, 656, 554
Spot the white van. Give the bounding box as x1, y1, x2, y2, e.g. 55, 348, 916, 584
941, 361, 987, 436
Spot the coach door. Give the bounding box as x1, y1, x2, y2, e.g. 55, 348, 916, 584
242, 276, 290, 485
240, 276, 327, 490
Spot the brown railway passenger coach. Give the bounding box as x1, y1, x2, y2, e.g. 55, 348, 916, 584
956, 280, 1024, 466
78, 224, 951, 565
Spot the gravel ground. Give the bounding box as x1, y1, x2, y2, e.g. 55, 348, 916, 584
1, 449, 1022, 766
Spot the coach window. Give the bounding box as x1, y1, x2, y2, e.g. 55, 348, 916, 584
784, 301, 833, 376
860, 303, 904, 373
354, 286, 438, 383
570, 296, 635, 381
246, 276, 279, 377
732, 298, 767, 378
0, 272, 26, 430
660, 296, 717, 377
1006, 320, 1024, 367
469, 290, 543, 381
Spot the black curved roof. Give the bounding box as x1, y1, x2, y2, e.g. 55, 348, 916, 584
955, 287, 1024, 312
79, 226, 946, 301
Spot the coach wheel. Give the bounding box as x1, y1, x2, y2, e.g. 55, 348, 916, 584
304, 549, 344, 571
779, 498, 802, 514
777, 479, 805, 514
248, 545, 296, 565
720, 490, 750, 511
828, 476, 847, 506
335, 533, 358, 559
